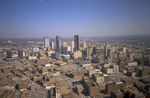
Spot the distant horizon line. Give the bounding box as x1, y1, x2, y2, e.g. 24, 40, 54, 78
0, 34, 150, 40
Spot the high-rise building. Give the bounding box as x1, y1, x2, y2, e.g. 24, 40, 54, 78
62, 42, 68, 55
83, 40, 87, 49
86, 46, 93, 57
7, 50, 12, 58
71, 41, 74, 53
123, 47, 127, 53
18, 50, 23, 59
104, 43, 107, 58
56, 36, 61, 53
74, 35, 79, 52
104, 43, 111, 58
50, 41, 54, 50
112, 46, 115, 53
44, 37, 49, 48
107, 49, 111, 57
67, 45, 71, 52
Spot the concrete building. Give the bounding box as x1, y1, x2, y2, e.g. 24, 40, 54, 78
86, 46, 93, 57
123, 47, 127, 53
88, 70, 97, 77
74, 50, 82, 59
93, 74, 104, 83
56, 81, 72, 98
62, 42, 68, 55
128, 61, 137, 66
104, 43, 111, 58
83, 77, 100, 96
83, 40, 87, 49
50, 41, 54, 50
56, 36, 61, 53
71, 41, 74, 53
113, 64, 119, 74
106, 82, 124, 94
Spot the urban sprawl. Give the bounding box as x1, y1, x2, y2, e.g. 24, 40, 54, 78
0, 35, 150, 98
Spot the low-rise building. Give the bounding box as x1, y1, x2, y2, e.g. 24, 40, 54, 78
106, 82, 124, 94
93, 74, 104, 83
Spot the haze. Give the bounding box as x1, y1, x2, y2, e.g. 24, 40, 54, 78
0, 0, 150, 38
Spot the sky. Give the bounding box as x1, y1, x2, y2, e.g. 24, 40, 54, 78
0, 0, 150, 38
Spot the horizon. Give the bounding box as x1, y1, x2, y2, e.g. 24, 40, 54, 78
0, 34, 150, 41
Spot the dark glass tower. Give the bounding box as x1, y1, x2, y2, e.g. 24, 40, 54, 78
56, 36, 61, 53
18, 50, 23, 59
74, 35, 79, 52
7, 50, 12, 58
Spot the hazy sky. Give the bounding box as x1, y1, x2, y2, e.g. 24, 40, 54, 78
0, 0, 150, 38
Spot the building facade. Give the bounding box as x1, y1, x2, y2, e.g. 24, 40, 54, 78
74, 35, 79, 52
44, 37, 49, 48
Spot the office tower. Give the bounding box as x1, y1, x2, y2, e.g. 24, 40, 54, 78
44, 37, 49, 48
50, 41, 54, 50
112, 46, 115, 53
123, 47, 127, 53
71, 41, 74, 53
18, 50, 23, 59
74, 35, 79, 52
104, 43, 111, 58
56, 36, 61, 53
104, 43, 107, 58
86, 46, 93, 57
62, 42, 68, 55
67, 46, 71, 52
107, 49, 111, 57
7, 50, 12, 58
83, 40, 87, 49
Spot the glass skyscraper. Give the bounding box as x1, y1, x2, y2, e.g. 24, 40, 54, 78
74, 35, 79, 52
56, 36, 61, 53
44, 37, 49, 48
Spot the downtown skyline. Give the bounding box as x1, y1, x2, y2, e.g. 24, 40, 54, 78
0, 0, 150, 38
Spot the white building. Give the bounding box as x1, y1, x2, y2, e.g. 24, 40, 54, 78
74, 50, 82, 59
113, 64, 119, 74
128, 61, 137, 66
44, 63, 51, 67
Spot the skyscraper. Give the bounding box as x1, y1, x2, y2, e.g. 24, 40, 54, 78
44, 37, 49, 48
86, 46, 93, 57
18, 50, 23, 59
74, 35, 79, 52
71, 41, 74, 53
123, 47, 127, 53
104, 43, 111, 58
83, 40, 87, 49
62, 42, 68, 55
56, 36, 61, 53
7, 50, 12, 58
50, 41, 54, 50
